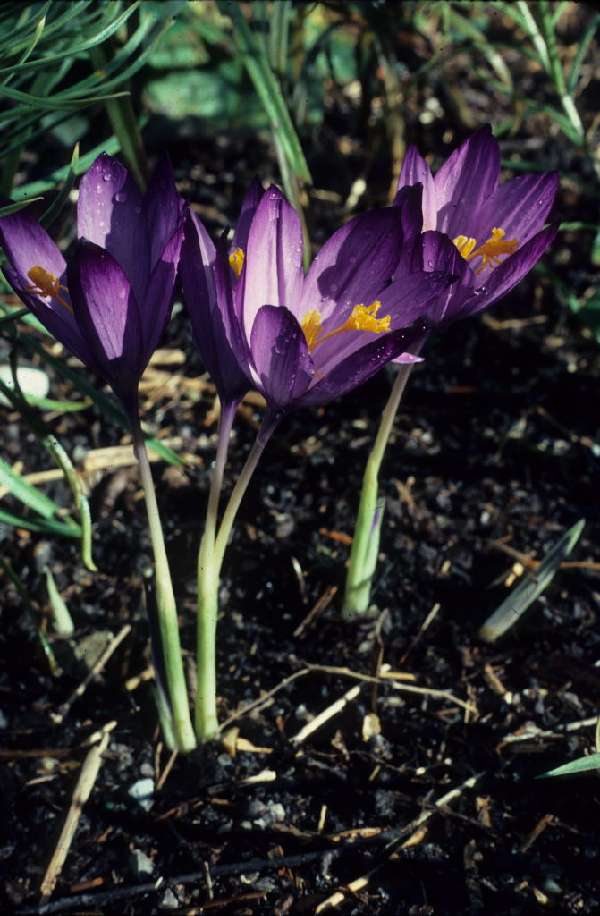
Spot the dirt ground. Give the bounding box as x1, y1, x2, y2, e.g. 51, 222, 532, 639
1, 110, 600, 915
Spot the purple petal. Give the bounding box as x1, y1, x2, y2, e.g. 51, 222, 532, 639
298, 207, 415, 325
458, 224, 558, 320
141, 223, 184, 359
249, 305, 313, 407
0, 206, 66, 286
180, 212, 249, 402
434, 125, 500, 238
67, 242, 144, 405
0, 208, 95, 363
405, 231, 474, 323
396, 146, 437, 231
2, 264, 95, 368
473, 172, 559, 249
299, 324, 426, 407
239, 186, 304, 339
232, 177, 265, 252
77, 154, 148, 303
143, 156, 186, 271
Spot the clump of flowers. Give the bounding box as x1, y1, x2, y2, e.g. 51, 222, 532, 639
0, 125, 559, 748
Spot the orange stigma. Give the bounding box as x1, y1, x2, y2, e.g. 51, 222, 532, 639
26, 266, 72, 312
301, 300, 391, 353
453, 227, 518, 272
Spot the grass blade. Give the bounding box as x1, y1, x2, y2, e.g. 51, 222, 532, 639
479, 520, 586, 643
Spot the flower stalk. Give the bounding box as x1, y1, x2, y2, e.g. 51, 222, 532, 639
133, 425, 196, 752
195, 408, 281, 742
343, 363, 413, 618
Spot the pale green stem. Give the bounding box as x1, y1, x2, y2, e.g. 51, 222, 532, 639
195, 400, 237, 742
343, 363, 414, 619
195, 407, 281, 742
133, 426, 196, 752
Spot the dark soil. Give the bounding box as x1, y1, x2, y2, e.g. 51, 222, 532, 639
1, 123, 599, 915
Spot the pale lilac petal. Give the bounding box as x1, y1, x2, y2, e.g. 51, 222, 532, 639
180, 212, 249, 402
249, 305, 313, 407
458, 225, 558, 320
77, 154, 148, 302
299, 206, 416, 325
240, 186, 304, 338
232, 177, 265, 252
434, 125, 500, 238
474, 172, 559, 249
396, 146, 437, 231
143, 156, 186, 271
67, 242, 143, 406
0, 206, 66, 286
300, 325, 426, 407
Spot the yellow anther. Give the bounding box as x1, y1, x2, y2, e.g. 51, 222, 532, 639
229, 247, 245, 278
345, 300, 391, 335
300, 309, 323, 351
453, 235, 477, 259
301, 300, 391, 353
453, 227, 518, 272
26, 266, 72, 312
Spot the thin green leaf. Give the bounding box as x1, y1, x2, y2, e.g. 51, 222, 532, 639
567, 13, 600, 95
0, 454, 62, 520
479, 520, 586, 643
539, 753, 600, 779
220, 0, 311, 183
0, 197, 43, 217
0, 2, 141, 76
0, 507, 80, 538
40, 142, 80, 230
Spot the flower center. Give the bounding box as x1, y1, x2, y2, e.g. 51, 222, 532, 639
452, 227, 519, 272
301, 300, 391, 353
26, 266, 72, 312
229, 247, 244, 278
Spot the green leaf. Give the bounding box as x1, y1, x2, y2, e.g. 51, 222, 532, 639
0, 507, 80, 538
0, 197, 43, 217
567, 13, 600, 94
219, 0, 311, 183
0, 454, 62, 520
479, 520, 586, 642
539, 753, 600, 778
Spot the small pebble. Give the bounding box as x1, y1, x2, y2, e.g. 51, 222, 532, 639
128, 778, 155, 811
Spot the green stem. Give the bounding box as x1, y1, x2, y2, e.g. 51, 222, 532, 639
195, 400, 237, 742
343, 363, 413, 619
213, 410, 281, 573
194, 409, 281, 741
133, 425, 196, 752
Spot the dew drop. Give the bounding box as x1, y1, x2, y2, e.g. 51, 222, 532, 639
102, 172, 112, 182
115, 191, 127, 204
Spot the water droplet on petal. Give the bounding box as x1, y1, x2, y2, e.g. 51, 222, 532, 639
102, 172, 112, 182
115, 191, 127, 203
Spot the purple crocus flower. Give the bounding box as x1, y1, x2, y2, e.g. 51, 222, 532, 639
395, 125, 559, 325
179, 181, 265, 407
181, 183, 456, 413
0, 154, 185, 416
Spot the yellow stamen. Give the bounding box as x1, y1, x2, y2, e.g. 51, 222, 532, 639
452, 227, 519, 272
300, 308, 323, 351
229, 247, 244, 278
453, 235, 477, 259
301, 300, 391, 353
26, 266, 72, 312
